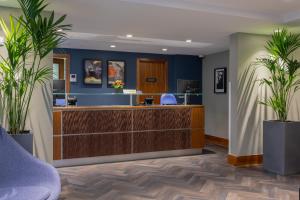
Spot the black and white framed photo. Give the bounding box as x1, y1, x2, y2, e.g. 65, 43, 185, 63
214, 67, 227, 93
107, 60, 126, 87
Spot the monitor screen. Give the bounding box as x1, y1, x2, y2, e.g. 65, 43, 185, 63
53, 80, 65, 93
177, 79, 201, 93
55, 98, 66, 106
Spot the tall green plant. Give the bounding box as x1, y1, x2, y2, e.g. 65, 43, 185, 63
258, 28, 300, 121
0, 0, 71, 134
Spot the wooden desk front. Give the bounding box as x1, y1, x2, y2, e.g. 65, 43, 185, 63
53, 105, 204, 160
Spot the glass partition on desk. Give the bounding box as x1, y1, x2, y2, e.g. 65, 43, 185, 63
53, 92, 202, 107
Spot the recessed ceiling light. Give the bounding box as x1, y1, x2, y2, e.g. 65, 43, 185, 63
110, 45, 116, 48
162, 48, 168, 52
126, 34, 133, 38
186, 39, 192, 43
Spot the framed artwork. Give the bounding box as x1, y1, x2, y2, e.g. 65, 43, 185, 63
107, 60, 125, 87
214, 67, 227, 93
84, 59, 102, 85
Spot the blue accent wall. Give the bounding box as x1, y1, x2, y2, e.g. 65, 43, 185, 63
54, 48, 202, 106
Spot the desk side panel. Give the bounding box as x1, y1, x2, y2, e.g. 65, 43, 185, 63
191, 107, 205, 148
53, 111, 62, 160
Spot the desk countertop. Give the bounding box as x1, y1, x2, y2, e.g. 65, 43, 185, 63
53, 104, 204, 111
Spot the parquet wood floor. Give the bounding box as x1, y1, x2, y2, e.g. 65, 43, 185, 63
58, 146, 300, 200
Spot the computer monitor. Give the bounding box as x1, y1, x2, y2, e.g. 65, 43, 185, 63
55, 98, 66, 107
53, 80, 66, 93
177, 79, 202, 105
177, 79, 201, 93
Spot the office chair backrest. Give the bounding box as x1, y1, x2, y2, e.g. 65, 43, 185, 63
160, 93, 177, 105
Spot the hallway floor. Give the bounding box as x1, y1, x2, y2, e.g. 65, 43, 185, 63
58, 146, 300, 200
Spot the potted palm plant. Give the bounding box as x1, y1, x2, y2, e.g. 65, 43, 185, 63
258, 28, 300, 175
0, 0, 70, 153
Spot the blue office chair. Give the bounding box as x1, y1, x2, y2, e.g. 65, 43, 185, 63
160, 93, 177, 105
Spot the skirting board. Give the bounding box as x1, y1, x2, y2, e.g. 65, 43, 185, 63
228, 154, 263, 166
54, 149, 202, 167
205, 134, 228, 148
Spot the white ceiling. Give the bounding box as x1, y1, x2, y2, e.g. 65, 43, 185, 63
1, 0, 300, 55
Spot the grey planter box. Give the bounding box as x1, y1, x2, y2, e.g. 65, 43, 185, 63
263, 121, 300, 175
10, 132, 33, 154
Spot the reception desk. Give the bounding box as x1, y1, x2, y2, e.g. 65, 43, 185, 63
53, 105, 204, 164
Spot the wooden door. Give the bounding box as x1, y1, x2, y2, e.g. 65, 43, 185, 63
53, 58, 65, 80
53, 54, 70, 93
137, 59, 168, 104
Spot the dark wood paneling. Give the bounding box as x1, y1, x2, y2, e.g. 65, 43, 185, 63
133, 130, 191, 153
63, 133, 132, 159
54, 106, 205, 160
133, 108, 191, 131
62, 110, 132, 134
160, 108, 191, 129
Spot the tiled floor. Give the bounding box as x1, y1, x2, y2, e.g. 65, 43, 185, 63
58, 146, 300, 200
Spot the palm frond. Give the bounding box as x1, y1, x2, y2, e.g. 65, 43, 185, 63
0, 0, 70, 133
34, 66, 52, 84
257, 28, 300, 121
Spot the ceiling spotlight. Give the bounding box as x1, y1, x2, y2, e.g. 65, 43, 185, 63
186, 39, 192, 43
162, 48, 168, 52
126, 34, 133, 38
110, 45, 116, 48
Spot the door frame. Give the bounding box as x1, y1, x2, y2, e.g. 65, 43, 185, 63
136, 58, 168, 92
53, 53, 71, 93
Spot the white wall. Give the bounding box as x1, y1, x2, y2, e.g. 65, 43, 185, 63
203, 51, 229, 139
0, 6, 53, 163
229, 32, 300, 156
